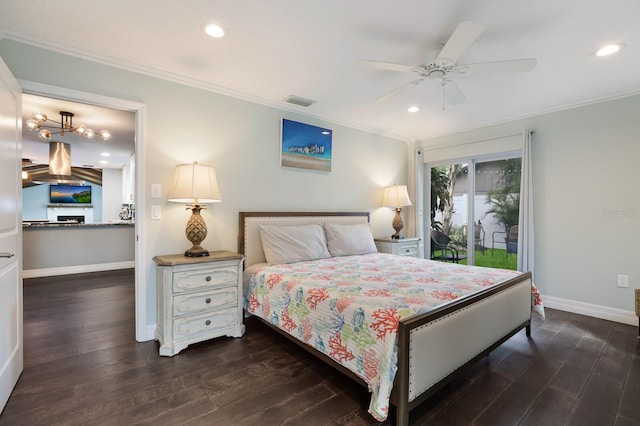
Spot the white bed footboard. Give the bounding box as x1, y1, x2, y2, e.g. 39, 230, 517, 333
406, 276, 531, 401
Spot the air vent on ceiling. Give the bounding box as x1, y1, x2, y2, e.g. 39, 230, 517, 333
284, 95, 316, 107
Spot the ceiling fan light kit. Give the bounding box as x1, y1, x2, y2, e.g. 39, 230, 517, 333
362, 20, 537, 109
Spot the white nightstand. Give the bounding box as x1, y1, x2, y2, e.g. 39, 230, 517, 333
154, 251, 245, 356
374, 237, 420, 258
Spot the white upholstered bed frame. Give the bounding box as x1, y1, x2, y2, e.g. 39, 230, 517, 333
238, 212, 532, 425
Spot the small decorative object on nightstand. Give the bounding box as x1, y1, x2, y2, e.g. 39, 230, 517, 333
154, 250, 245, 356
375, 237, 420, 258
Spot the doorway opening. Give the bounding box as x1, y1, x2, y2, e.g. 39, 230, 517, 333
20, 81, 147, 341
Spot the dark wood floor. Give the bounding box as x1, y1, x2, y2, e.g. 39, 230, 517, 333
1, 270, 639, 425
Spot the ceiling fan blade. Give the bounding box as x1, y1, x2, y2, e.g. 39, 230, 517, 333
443, 80, 466, 105
460, 58, 537, 75
360, 60, 416, 73
375, 78, 424, 103
435, 21, 485, 66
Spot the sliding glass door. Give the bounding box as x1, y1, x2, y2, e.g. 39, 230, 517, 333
430, 163, 469, 264
429, 155, 521, 270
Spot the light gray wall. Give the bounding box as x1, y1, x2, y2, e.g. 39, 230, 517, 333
420, 94, 640, 313
0, 40, 409, 330
21, 184, 48, 221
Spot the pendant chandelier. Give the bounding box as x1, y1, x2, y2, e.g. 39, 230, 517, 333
23, 109, 110, 183
26, 111, 111, 141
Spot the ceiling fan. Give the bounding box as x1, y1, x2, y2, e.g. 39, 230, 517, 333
361, 21, 537, 108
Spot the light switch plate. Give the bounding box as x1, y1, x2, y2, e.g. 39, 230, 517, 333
151, 205, 161, 220
151, 184, 161, 199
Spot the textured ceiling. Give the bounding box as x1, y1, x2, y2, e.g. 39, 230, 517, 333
2, 0, 639, 142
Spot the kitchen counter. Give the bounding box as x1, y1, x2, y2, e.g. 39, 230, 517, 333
23, 222, 135, 276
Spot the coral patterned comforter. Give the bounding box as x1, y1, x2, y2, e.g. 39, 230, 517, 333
245, 253, 544, 421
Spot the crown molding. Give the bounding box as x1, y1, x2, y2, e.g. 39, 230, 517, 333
418, 88, 640, 142
1, 30, 408, 144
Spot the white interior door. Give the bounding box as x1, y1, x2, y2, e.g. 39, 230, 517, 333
0, 58, 23, 413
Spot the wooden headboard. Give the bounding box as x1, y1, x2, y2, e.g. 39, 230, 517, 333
238, 212, 370, 267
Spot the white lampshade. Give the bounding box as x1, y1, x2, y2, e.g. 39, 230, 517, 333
167, 162, 222, 204
381, 184, 412, 208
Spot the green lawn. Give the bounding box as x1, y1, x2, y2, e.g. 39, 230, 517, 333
460, 247, 516, 270
432, 247, 517, 270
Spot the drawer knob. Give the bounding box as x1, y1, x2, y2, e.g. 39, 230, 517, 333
205, 320, 211, 326
205, 276, 212, 282
205, 298, 211, 304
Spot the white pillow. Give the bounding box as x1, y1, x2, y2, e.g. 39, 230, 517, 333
324, 223, 377, 257
259, 224, 331, 265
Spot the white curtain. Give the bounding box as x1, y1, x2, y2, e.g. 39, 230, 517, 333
413, 147, 425, 258
517, 130, 534, 273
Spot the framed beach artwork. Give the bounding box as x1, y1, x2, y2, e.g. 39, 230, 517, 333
280, 118, 333, 172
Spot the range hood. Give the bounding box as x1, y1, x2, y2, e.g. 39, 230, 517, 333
22, 141, 103, 187
49, 141, 71, 176
28, 141, 82, 184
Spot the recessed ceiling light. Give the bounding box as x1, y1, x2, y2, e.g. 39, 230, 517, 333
595, 43, 624, 57
408, 106, 420, 113
100, 160, 108, 165
101, 152, 110, 157
204, 24, 225, 38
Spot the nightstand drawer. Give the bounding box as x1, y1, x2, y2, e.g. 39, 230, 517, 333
374, 237, 420, 258
173, 307, 239, 340
396, 245, 418, 256
173, 286, 237, 317
173, 266, 238, 293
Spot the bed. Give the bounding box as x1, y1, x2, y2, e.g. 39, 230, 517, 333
238, 212, 542, 425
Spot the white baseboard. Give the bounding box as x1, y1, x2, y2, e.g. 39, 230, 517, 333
543, 294, 637, 326
23, 261, 135, 279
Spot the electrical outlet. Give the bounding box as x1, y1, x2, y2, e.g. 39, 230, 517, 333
617, 274, 629, 288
